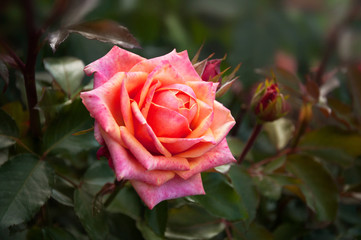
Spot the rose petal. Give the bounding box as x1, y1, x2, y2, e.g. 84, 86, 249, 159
147, 103, 192, 138
131, 173, 205, 209
120, 79, 134, 134
80, 72, 125, 142
188, 99, 213, 138
158, 136, 204, 154
129, 50, 201, 82
120, 127, 189, 171
94, 122, 104, 145
176, 138, 236, 179
84, 46, 145, 88
176, 100, 235, 158
102, 129, 175, 185
131, 101, 171, 156
187, 81, 218, 106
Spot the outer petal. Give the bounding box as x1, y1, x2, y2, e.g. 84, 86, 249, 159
80, 72, 125, 142
131, 173, 205, 209
176, 138, 236, 180
84, 46, 145, 88
120, 127, 190, 171
102, 129, 175, 185
130, 50, 201, 82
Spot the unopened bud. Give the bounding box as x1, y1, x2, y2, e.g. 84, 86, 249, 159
251, 79, 288, 122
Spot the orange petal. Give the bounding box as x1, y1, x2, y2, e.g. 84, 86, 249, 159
176, 139, 236, 180
102, 130, 175, 186
147, 103, 192, 138
80, 72, 125, 142
120, 127, 190, 171
131, 101, 171, 156
187, 81, 217, 107
158, 136, 204, 154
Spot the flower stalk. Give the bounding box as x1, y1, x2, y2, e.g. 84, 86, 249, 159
237, 123, 263, 164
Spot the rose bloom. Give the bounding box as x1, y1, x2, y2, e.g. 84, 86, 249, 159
80, 46, 236, 209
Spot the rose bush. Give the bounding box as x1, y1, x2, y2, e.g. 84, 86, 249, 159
80, 46, 236, 209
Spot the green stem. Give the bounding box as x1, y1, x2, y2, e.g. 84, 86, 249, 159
237, 123, 263, 164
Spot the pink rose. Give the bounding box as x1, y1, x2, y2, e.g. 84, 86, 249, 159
80, 46, 236, 209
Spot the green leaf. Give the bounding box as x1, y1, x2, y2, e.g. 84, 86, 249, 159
51, 189, 74, 207
42, 99, 96, 155
188, 172, 248, 221
145, 201, 167, 237
43, 226, 77, 240
36, 88, 67, 123
165, 203, 224, 240
286, 154, 338, 221
273, 223, 303, 240
0, 109, 19, 148
302, 148, 354, 168
299, 126, 361, 157
228, 165, 259, 225
0, 154, 53, 228
82, 161, 115, 195
106, 185, 142, 220
136, 220, 163, 240
43, 57, 84, 98
0, 59, 9, 92
74, 188, 109, 240
2, 102, 29, 137
232, 221, 274, 240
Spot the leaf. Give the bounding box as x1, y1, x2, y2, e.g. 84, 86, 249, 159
2, 102, 29, 137
36, 88, 67, 123
106, 185, 142, 220
347, 64, 361, 121
0, 59, 9, 92
42, 99, 95, 155
188, 172, 248, 221
136, 220, 163, 240
74, 188, 109, 240
228, 165, 259, 225
302, 148, 354, 168
49, 20, 141, 52
232, 222, 274, 240
51, 189, 74, 207
0, 109, 19, 148
286, 154, 338, 221
165, 203, 224, 240
145, 201, 167, 237
263, 118, 295, 150
43, 226, 77, 240
0, 154, 53, 228
43, 57, 84, 98
299, 126, 361, 157
82, 161, 115, 195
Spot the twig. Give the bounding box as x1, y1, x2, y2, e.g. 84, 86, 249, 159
237, 123, 263, 164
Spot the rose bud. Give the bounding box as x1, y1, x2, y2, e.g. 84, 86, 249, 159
251, 79, 288, 122
201, 59, 222, 82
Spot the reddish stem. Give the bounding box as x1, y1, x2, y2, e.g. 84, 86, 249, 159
237, 123, 263, 164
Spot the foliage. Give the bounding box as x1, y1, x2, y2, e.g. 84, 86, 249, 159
1, 0, 361, 239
